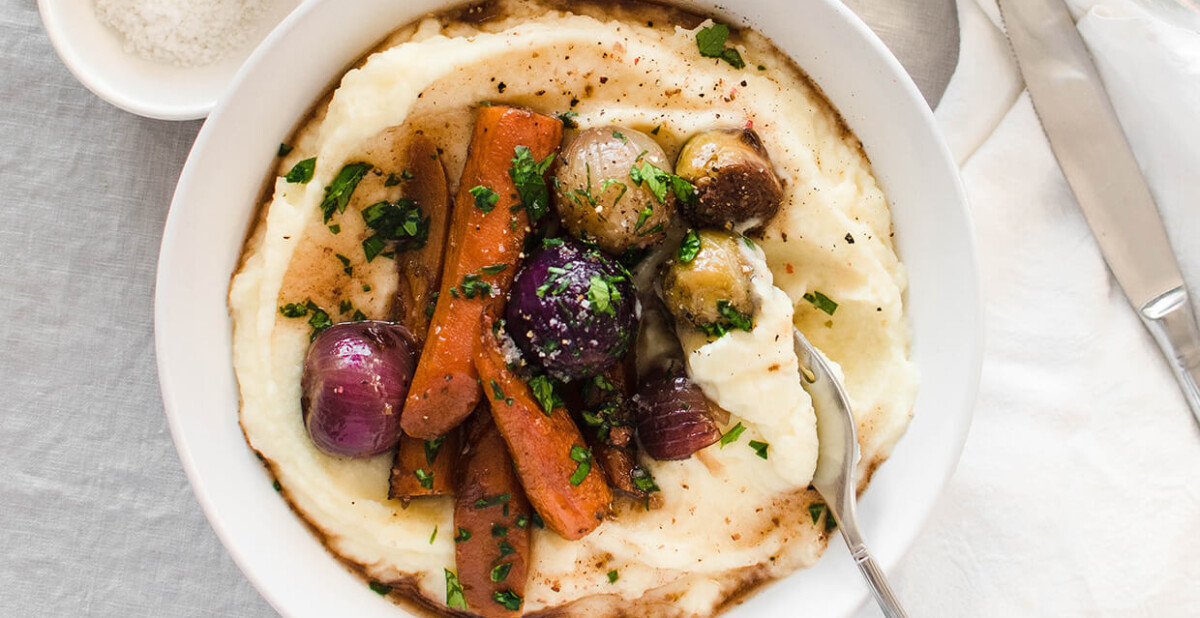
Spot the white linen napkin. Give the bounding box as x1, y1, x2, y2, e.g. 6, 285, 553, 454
854, 1, 1200, 616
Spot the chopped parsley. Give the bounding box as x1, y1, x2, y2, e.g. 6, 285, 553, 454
696, 23, 746, 69
634, 205, 653, 233
429, 525, 438, 544
424, 436, 446, 465
480, 263, 508, 275
277, 143, 293, 157
720, 422, 746, 446
327, 224, 340, 235
360, 198, 429, 261
629, 160, 670, 203
803, 291, 839, 316
475, 493, 511, 510
335, 253, 352, 276
319, 162, 372, 222
809, 503, 838, 531
568, 445, 592, 486
587, 274, 618, 316
490, 379, 506, 401
557, 111, 579, 129
414, 468, 434, 490
496, 540, 515, 558
493, 590, 522, 611
445, 569, 467, 610
535, 266, 570, 299
361, 235, 386, 263
631, 466, 660, 493
698, 299, 754, 338
543, 237, 564, 249
454, 527, 472, 543
677, 229, 701, 263
613, 130, 627, 143
457, 274, 493, 299
491, 523, 508, 538
509, 146, 556, 222
352, 309, 367, 322
469, 185, 500, 213
601, 178, 629, 203
279, 299, 332, 340
338, 299, 352, 314
384, 173, 402, 187
607, 570, 620, 584
748, 439, 770, 459
369, 581, 392, 596
284, 157, 316, 184
527, 374, 562, 416
490, 562, 512, 583
279, 303, 308, 318
670, 174, 698, 204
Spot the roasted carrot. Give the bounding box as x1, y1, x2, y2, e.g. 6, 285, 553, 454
388, 431, 459, 504
454, 407, 532, 617
475, 312, 612, 540
392, 135, 453, 340
402, 106, 563, 439
578, 362, 649, 499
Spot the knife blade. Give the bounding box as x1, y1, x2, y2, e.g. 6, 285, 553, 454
998, 0, 1200, 425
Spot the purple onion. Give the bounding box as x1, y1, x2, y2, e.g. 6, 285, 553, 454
634, 368, 722, 460
301, 321, 417, 458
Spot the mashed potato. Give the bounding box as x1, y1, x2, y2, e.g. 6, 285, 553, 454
229, 1, 918, 615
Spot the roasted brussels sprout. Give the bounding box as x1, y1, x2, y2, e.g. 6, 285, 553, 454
659, 229, 755, 336
506, 239, 638, 381
674, 128, 783, 232
553, 126, 675, 255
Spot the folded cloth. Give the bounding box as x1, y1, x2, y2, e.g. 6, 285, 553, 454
854, 1, 1200, 616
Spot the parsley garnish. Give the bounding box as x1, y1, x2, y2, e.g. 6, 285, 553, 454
414, 468, 434, 490
634, 206, 653, 232
327, 224, 340, 235
803, 291, 839, 316
480, 264, 508, 275
587, 274, 617, 316
509, 146, 556, 222
491, 523, 508, 538
284, 157, 315, 184
361, 198, 429, 260
460, 274, 493, 299
279, 303, 308, 318
535, 266, 570, 299
493, 590, 522, 611
496, 540, 515, 558
670, 175, 697, 204
678, 229, 701, 263
557, 111, 579, 129
424, 436, 446, 465
469, 185, 500, 213
601, 178, 629, 204
696, 23, 746, 69
543, 237, 564, 248
454, 527, 472, 543
720, 422, 746, 446
319, 162, 371, 222
809, 503, 838, 531
475, 493, 511, 509
698, 299, 754, 338
490, 562, 512, 583
445, 569, 467, 610
305, 301, 332, 340
613, 130, 627, 143
527, 374, 561, 415
607, 570, 619, 584
490, 379, 505, 401
361, 235, 386, 263
369, 581, 392, 596
335, 254, 352, 276
384, 173, 402, 187
568, 445, 592, 486
631, 466, 660, 493
277, 143, 293, 157
515, 514, 530, 529
429, 525, 438, 544
748, 439, 769, 459
629, 161, 670, 203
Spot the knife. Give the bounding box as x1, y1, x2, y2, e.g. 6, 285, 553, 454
998, 0, 1200, 426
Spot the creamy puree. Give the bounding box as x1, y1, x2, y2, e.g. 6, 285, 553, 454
230, 0, 918, 615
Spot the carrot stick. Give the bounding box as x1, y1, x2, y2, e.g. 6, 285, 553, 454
402, 106, 563, 439
388, 431, 459, 504
475, 312, 612, 540
392, 135, 452, 340
454, 408, 532, 617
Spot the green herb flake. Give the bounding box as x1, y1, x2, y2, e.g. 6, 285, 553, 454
338, 299, 352, 314
634, 205, 653, 232
670, 174, 697, 204
808, 502, 826, 525
490, 562, 513, 583
629, 161, 670, 203
460, 273, 493, 299
631, 466, 660, 493
515, 514, 530, 529
527, 374, 561, 416
496, 540, 515, 558
305, 301, 332, 339
748, 439, 770, 460
531, 512, 545, 529
557, 111, 579, 129
568, 446, 592, 486
651, 125, 662, 135
424, 435, 446, 466
607, 570, 619, 584
490, 379, 505, 401
696, 23, 746, 69
369, 581, 392, 596
720, 422, 746, 447
480, 263, 508, 275
678, 229, 701, 263
543, 237, 564, 248
352, 310, 367, 322
279, 303, 308, 318
361, 198, 429, 251
474, 493, 511, 510
492, 590, 522, 611
319, 162, 372, 222
444, 569, 467, 610
429, 525, 438, 544
601, 178, 629, 204
284, 157, 316, 184
613, 130, 627, 144
384, 173, 403, 187
272, 480, 282, 492
757, 64, 767, 71
414, 468, 434, 490
803, 291, 839, 316
469, 185, 500, 214
277, 143, 293, 157
454, 527, 472, 543
362, 235, 386, 263
491, 523, 508, 538
509, 146, 556, 222
587, 274, 615, 317
328, 224, 341, 235
721, 47, 747, 70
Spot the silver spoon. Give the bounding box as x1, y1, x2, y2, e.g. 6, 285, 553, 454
793, 329, 910, 618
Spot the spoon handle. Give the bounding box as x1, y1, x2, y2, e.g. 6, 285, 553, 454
838, 517, 910, 618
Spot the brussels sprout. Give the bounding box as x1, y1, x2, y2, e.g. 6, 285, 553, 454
659, 230, 755, 336
674, 128, 783, 232
506, 239, 638, 381
553, 126, 675, 255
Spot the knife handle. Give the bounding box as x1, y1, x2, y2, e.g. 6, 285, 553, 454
1140, 286, 1200, 427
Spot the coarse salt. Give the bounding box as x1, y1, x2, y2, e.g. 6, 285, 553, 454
95, 0, 270, 67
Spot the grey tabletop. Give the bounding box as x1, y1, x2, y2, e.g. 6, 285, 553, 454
0, 1, 957, 616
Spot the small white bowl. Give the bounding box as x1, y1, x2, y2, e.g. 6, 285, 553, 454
156, 0, 982, 616
38, 0, 301, 120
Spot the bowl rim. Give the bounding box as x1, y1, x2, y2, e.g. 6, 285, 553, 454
155, 0, 981, 615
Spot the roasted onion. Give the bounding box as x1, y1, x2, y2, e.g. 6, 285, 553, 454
634, 368, 722, 460
301, 321, 417, 458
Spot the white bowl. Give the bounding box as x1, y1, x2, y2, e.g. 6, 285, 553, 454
37, 0, 301, 120
155, 0, 981, 616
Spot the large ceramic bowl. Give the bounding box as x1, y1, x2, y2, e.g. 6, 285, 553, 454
155, 0, 981, 616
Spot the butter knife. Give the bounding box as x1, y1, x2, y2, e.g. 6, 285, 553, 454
998, 0, 1200, 426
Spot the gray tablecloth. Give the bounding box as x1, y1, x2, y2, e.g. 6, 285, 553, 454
0, 1, 956, 616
